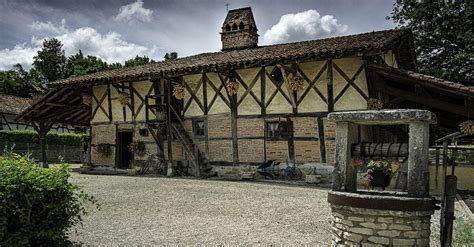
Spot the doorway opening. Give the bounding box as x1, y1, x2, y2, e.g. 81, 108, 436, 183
117, 131, 133, 169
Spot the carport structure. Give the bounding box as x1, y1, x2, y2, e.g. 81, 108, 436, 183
17, 87, 91, 167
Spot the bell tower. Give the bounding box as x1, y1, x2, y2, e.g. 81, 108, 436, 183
221, 7, 259, 50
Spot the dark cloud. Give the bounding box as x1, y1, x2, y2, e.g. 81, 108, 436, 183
0, 0, 396, 70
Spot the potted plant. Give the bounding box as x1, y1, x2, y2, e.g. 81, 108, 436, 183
129, 140, 147, 157
95, 143, 112, 156
364, 160, 400, 190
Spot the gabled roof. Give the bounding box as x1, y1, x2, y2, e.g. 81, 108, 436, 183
0, 95, 33, 115
48, 29, 411, 88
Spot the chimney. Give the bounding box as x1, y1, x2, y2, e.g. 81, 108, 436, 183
220, 7, 259, 51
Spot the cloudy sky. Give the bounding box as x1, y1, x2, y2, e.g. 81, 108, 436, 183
0, 0, 397, 70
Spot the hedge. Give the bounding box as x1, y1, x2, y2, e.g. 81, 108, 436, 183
0, 151, 98, 245
0, 130, 87, 146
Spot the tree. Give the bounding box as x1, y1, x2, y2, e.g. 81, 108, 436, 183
0, 64, 31, 97
108, 63, 123, 70
389, 1, 473, 86
64, 50, 109, 78
32, 38, 67, 85
124, 56, 154, 67
164, 52, 178, 61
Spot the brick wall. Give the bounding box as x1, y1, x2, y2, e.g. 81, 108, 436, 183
209, 139, 232, 161
237, 118, 264, 138
324, 118, 336, 164
291, 117, 318, 137
294, 140, 320, 163
266, 141, 289, 162
208, 113, 231, 138
91, 124, 116, 166
239, 139, 264, 163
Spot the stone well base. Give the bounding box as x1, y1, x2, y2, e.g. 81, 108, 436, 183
328, 191, 436, 246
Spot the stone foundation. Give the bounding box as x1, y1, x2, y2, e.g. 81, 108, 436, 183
328, 191, 435, 246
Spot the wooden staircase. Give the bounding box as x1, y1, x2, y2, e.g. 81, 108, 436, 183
145, 94, 207, 176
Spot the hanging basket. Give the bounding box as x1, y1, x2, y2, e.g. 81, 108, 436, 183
172, 84, 185, 100
118, 92, 130, 106
81, 93, 92, 106
226, 80, 239, 96
459, 120, 474, 135
287, 72, 305, 92
367, 98, 384, 111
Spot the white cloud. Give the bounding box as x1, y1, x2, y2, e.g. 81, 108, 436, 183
263, 9, 348, 45
0, 20, 159, 70
0, 44, 38, 70
115, 0, 153, 23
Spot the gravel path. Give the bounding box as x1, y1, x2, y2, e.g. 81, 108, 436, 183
69, 174, 332, 245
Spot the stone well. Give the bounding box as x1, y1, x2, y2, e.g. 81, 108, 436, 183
327, 110, 438, 246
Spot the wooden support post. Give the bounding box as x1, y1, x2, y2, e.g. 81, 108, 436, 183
407, 122, 430, 197
32, 121, 53, 168
260, 67, 266, 116
317, 117, 326, 163
333, 121, 358, 192
231, 95, 238, 165
287, 119, 295, 163
327, 60, 334, 112
165, 80, 173, 176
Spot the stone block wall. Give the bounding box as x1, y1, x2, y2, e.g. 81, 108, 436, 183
331, 205, 432, 246
91, 124, 116, 166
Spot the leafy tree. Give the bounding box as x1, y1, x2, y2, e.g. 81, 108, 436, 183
64, 50, 109, 77
0, 64, 31, 97
164, 52, 178, 61
108, 62, 123, 70
389, 1, 473, 85
32, 38, 66, 85
124, 55, 155, 67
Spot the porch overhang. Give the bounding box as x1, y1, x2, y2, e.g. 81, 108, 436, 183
367, 64, 474, 129
17, 87, 91, 127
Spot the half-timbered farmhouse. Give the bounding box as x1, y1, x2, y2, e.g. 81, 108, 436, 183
19, 7, 474, 174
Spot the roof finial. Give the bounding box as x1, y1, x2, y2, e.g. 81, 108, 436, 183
225, 3, 230, 12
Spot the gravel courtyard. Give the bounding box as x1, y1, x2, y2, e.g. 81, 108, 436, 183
69, 174, 332, 245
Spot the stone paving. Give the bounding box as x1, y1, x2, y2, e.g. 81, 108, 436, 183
68, 173, 470, 245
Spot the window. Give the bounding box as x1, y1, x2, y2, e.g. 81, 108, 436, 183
232, 23, 238, 30
225, 24, 231, 31
239, 22, 245, 30
193, 120, 205, 136
266, 121, 290, 139
270, 67, 284, 85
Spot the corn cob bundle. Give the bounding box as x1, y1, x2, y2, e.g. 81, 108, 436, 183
118, 92, 130, 106
226, 80, 239, 96
172, 84, 185, 100
82, 94, 92, 106
367, 98, 384, 111
288, 72, 305, 92
459, 120, 474, 135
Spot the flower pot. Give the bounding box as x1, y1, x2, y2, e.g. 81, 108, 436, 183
369, 169, 391, 189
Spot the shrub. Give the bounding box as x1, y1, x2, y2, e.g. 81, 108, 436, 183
0, 149, 98, 246
0, 130, 87, 146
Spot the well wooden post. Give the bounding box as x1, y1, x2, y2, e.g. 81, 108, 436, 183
32, 121, 53, 168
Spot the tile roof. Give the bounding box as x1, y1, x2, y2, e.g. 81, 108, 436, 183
49, 29, 409, 88
369, 64, 474, 96
0, 95, 33, 115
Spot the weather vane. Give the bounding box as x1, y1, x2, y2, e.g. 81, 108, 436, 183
225, 3, 230, 11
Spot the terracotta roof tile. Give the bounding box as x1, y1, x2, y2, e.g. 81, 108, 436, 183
0, 95, 33, 115
49, 29, 409, 88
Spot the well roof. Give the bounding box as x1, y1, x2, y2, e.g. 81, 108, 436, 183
48, 29, 410, 88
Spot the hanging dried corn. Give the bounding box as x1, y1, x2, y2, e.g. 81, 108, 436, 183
459, 120, 474, 135
81, 93, 92, 106
118, 92, 130, 106
287, 72, 305, 92
172, 84, 185, 100
226, 79, 239, 96
367, 98, 384, 111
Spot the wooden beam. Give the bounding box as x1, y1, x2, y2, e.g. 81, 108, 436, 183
327, 60, 334, 112
107, 83, 112, 122
317, 117, 326, 163
334, 64, 366, 102
296, 63, 327, 106
260, 67, 266, 116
